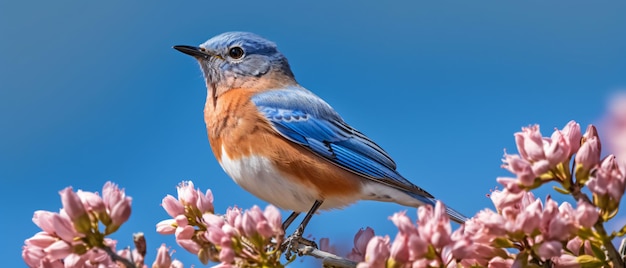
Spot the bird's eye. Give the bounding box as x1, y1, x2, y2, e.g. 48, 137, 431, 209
228, 47, 245, 59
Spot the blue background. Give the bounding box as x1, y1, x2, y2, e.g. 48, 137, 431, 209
2, 1, 626, 267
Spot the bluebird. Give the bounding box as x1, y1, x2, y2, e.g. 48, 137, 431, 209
173, 32, 467, 241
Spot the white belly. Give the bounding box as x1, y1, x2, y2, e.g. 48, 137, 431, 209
219, 147, 364, 212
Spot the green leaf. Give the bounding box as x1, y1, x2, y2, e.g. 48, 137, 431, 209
615, 224, 626, 237
553, 185, 571, 194
576, 255, 604, 268
589, 243, 607, 262
492, 237, 515, 248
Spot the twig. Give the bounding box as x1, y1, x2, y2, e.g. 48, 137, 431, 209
297, 244, 358, 268
571, 188, 625, 267
101, 246, 136, 268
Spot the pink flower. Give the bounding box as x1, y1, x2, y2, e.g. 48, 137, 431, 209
152, 244, 172, 268
59, 187, 88, 226
417, 201, 452, 248
515, 124, 546, 161
537, 240, 562, 259
44, 240, 73, 260
22, 244, 46, 267
357, 236, 390, 268
389, 232, 410, 264
513, 198, 542, 235
264, 205, 283, 235
156, 219, 177, 235
560, 120, 582, 157
177, 181, 198, 206
175, 225, 199, 254
32, 210, 57, 235
225, 207, 241, 225
553, 254, 581, 268
587, 155, 626, 201
575, 136, 601, 171
102, 182, 124, 210
575, 200, 598, 228
76, 190, 106, 214
488, 257, 514, 268
196, 188, 214, 214
110, 196, 132, 227
501, 154, 535, 186
545, 131, 568, 166
162, 195, 185, 218
25, 232, 57, 248
51, 213, 79, 242
349, 227, 375, 261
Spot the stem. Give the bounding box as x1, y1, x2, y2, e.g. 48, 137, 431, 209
297, 245, 357, 268
102, 246, 136, 268
570, 186, 624, 267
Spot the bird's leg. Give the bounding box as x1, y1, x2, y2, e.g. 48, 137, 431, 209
293, 200, 322, 238
282, 200, 323, 259
282, 211, 301, 231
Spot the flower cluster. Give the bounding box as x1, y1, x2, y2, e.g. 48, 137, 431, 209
156, 181, 286, 267
22, 182, 133, 267
356, 121, 626, 267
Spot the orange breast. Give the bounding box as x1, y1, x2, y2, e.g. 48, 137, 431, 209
204, 88, 363, 200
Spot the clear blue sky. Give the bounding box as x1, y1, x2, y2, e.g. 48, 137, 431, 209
2, 1, 625, 267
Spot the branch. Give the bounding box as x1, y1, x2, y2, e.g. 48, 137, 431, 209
297, 244, 358, 268
571, 188, 624, 267
101, 246, 136, 268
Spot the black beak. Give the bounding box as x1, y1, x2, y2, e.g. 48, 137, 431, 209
173, 45, 212, 59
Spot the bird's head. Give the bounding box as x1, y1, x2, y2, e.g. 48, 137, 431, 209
174, 32, 296, 96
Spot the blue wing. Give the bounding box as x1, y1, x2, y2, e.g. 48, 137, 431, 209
251, 86, 436, 202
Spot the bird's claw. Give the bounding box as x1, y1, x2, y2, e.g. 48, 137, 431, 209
281, 232, 318, 260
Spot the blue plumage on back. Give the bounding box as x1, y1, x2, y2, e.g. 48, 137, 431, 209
251, 86, 436, 202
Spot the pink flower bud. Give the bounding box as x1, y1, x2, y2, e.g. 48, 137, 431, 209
389, 211, 415, 235
44, 240, 73, 260
501, 154, 535, 186
152, 244, 172, 268
353, 227, 375, 255
175, 214, 189, 227
515, 198, 542, 235
358, 236, 390, 268
219, 247, 235, 264
162, 195, 185, 218
51, 213, 78, 242
59, 187, 88, 223
583, 125, 601, 153
515, 125, 546, 161
110, 196, 132, 227
22, 244, 46, 267
196, 188, 214, 214
576, 136, 601, 170
156, 219, 177, 235
575, 200, 599, 228
177, 181, 198, 206
536, 240, 562, 259
553, 254, 580, 268
225, 207, 241, 225
76, 190, 106, 213
25, 232, 57, 248
389, 233, 410, 264
488, 257, 514, 268
175, 225, 195, 240
102, 182, 124, 210
588, 155, 626, 201
32, 210, 56, 235
264, 205, 283, 235
561, 121, 582, 156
